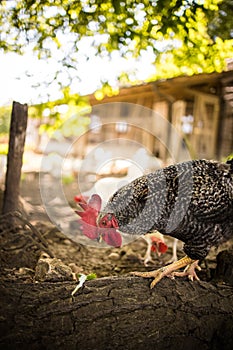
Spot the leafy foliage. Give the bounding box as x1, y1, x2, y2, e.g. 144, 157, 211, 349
29, 87, 91, 138
0, 1, 233, 88
0, 106, 11, 135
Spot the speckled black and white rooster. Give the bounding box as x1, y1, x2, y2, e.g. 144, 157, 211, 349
96, 159, 233, 288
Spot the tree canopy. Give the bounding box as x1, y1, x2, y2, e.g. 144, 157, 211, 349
0, 0, 233, 93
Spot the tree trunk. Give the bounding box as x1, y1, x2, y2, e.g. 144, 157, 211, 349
2, 101, 28, 214
0, 277, 233, 350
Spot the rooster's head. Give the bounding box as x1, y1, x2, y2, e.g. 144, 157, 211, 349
75, 194, 122, 248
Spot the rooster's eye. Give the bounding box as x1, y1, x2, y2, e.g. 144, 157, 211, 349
101, 220, 107, 226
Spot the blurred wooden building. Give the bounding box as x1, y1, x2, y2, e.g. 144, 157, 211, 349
87, 69, 233, 161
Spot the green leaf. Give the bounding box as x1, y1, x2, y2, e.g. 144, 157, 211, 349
86, 273, 97, 280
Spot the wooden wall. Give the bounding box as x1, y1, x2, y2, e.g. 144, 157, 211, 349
88, 71, 233, 161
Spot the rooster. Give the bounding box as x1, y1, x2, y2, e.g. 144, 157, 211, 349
141, 232, 168, 266
95, 159, 233, 288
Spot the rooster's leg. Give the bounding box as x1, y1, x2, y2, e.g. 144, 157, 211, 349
166, 238, 178, 264
141, 237, 154, 266
131, 255, 199, 288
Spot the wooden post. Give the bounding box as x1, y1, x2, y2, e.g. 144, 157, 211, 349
2, 101, 28, 214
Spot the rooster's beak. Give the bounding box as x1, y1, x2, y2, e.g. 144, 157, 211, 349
97, 233, 103, 243
96, 213, 101, 226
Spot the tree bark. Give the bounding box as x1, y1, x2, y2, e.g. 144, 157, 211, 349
0, 276, 233, 350
2, 101, 28, 214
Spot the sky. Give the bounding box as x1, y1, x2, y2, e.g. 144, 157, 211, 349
0, 45, 156, 106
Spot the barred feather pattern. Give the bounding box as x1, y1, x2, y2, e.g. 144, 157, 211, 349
102, 159, 233, 260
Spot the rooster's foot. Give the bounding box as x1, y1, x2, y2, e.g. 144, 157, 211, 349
131, 256, 198, 288
131, 268, 169, 288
